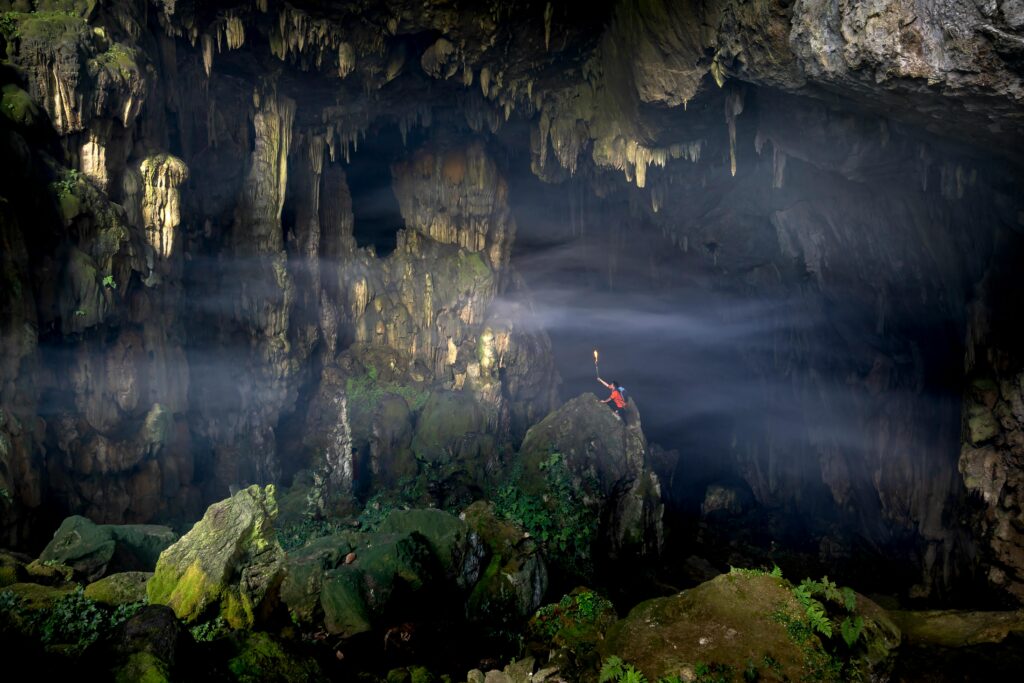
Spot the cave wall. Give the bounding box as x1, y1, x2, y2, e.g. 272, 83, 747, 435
0, 0, 1022, 602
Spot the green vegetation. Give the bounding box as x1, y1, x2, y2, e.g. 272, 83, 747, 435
493, 452, 596, 574
599, 656, 682, 683
189, 615, 228, 642
346, 363, 429, 412
761, 571, 868, 682
277, 516, 346, 552
529, 588, 617, 653
52, 168, 81, 199
0, 586, 144, 654
0, 12, 19, 38
102, 274, 116, 289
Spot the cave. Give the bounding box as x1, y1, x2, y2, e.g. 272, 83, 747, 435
2, 1, 1024, 681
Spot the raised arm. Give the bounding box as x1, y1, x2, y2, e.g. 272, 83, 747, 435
596, 377, 612, 389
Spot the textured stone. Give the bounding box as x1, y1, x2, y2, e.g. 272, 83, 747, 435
147, 485, 283, 627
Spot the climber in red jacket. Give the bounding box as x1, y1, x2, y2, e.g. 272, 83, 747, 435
597, 377, 627, 419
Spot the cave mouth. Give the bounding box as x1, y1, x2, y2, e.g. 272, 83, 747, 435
345, 124, 422, 257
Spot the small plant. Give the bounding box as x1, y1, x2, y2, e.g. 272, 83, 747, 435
73, 309, 86, 317
51, 168, 80, 199
493, 452, 597, 575
528, 589, 616, 648
102, 274, 116, 289
0, 487, 12, 506
599, 656, 683, 683
190, 615, 228, 642
277, 515, 346, 552
0, 12, 18, 38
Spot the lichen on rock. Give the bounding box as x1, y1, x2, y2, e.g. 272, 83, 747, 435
147, 484, 283, 627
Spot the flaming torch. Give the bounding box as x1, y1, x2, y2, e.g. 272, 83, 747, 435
593, 349, 599, 378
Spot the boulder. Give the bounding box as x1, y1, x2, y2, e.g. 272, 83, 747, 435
226, 631, 325, 683
84, 571, 151, 606
378, 508, 486, 588
889, 609, 1024, 647
282, 527, 441, 638
39, 515, 178, 581
517, 394, 663, 562
601, 571, 900, 682
0, 551, 27, 587
105, 604, 191, 669
463, 502, 547, 626
147, 485, 284, 628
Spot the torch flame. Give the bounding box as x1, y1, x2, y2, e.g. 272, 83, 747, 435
593, 349, 598, 363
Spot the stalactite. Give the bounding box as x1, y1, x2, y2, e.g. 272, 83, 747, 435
480, 66, 491, 98
725, 88, 745, 177
544, 2, 554, 52
224, 14, 245, 51
338, 43, 355, 78
138, 155, 189, 278
772, 147, 787, 189
201, 34, 214, 76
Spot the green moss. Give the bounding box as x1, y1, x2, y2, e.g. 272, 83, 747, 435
456, 250, 492, 291
529, 588, 617, 652
115, 651, 171, 683
84, 572, 150, 606
0, 84, 37, 127
147, 561, 215, 623
9, 10, 86, 42
228, 631, 323, 682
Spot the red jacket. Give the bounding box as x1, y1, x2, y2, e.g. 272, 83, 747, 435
609, 388, 626, 409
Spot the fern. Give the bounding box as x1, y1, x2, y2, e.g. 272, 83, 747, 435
840, 587, 856, 612
840, 616, 864, 647
600, 656, 626, 683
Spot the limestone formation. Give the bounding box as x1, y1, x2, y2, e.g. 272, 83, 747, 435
147, 485, 284, 627
518, 394, 664, 561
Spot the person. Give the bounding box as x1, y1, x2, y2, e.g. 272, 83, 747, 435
597, 377, 627, 418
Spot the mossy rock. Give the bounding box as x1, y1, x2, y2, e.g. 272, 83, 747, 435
1, 581, 76, 611
40, 515, 177, 581
280, 533, 359, 625
0, 551, 27, 587
227, 631, 325, 683
285, 529, 441, 637
602, 572, 899, 682
147, 485, 283, 628
84, 571, 151, 606
888, 608, 1024, 647
462, 502, 547, 625
528, 587, 618, 653
0, 84, 39, 127
411, 390, 490, 464
113, 651, 171, 683
25, 558, 76, 585
378, 509, 484, 587
602, 573, 807, 680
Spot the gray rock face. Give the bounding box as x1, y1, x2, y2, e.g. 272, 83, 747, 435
147, 485, 284, 628
39, 515, 177, 582
519, 394, 664, 561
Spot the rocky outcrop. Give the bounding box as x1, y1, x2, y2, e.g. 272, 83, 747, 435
602, 571, 901, 682
147, 485, 284, 627
39, 515, 177, 582
518, 394, 663, 562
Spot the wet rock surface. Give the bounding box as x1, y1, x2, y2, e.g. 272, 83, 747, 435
0, 3, 1023, 681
